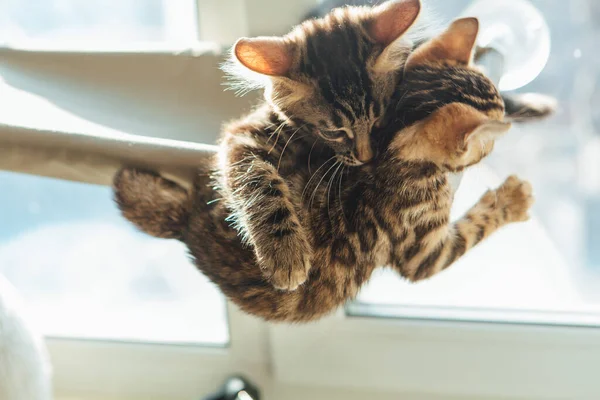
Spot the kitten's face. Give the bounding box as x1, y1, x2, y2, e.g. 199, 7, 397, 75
387, 18, 511, 171
230, 0, 422, 166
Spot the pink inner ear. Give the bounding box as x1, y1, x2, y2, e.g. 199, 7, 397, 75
466, 120, 512, 142
234, 37, 292, 76
370, 0, 421, 46
445, 17, 479, 64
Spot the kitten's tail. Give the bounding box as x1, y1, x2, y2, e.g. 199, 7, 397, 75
502, 92, 558, 122
113, 168, 192, 240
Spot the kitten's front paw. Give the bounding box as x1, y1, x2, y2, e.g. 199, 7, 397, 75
259, 245, 311, 291
491, 175, 535, 223
270, 255, 311, 292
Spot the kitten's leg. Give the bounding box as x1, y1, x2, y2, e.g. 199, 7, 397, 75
397, 175, 534, 282
222, 149, 311, 292
114, 168, 191, 240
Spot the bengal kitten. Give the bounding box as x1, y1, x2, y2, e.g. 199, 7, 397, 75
213, 0, 425, 290
114, 17, 535, 323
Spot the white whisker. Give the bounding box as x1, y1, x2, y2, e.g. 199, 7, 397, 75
307, 139, 320, 176
302, 156, 336, 200
267, 120, 288, 153
310, 160, 340, 209
327, 161, 343, 221
338, 165, 348, 224
277, 124, 306, 171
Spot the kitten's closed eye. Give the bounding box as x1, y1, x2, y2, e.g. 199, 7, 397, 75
320, 129, 348, 141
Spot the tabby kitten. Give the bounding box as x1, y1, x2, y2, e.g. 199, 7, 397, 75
216, 0, 423, 291
114, 17, 534, 323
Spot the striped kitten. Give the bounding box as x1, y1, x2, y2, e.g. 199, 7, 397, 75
114, 17, 534, 322
227, 0, 422, 166
213, 0, 423, 290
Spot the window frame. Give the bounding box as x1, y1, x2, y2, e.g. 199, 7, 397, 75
2, 0, 200, 49
269, 311, 600, 399
196, 0, 319, 45
196, 0, 249, 45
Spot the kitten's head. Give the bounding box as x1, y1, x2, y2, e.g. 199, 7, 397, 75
226, 0, 422, 166
389, 17, 510, 172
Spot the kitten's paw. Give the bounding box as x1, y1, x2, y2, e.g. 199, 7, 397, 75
113, 167, 189, 239
259, 247, 311, 291
493, 175, 535, 223
270, 255, 311, 292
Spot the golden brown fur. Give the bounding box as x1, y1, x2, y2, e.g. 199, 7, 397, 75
114, 16, 541, 322
214, 0, 424, 290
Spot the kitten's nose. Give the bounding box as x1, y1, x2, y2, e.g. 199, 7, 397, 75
356, 147, 374, 163
355, 130, 374, 163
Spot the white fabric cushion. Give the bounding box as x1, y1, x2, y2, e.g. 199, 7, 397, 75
0, 274, 52, 400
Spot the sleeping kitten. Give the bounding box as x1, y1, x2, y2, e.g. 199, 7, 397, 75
114, 17, 534, 322
210, 0, 424, 290
227, 0, 422, 165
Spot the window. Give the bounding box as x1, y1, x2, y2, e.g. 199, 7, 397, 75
0, 0, 231, 348
0, 0, 197, 44
0, 171, 228, 345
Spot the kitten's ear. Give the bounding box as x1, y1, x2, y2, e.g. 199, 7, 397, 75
426, 103, 510, 151
406, 17, 479, 69
369, 0, 421, 46
464, 120, 512, 143
234, 37, 293, 76
370, 0, 421, 73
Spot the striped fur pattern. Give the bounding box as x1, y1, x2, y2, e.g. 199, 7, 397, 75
114, 16, 537, 322
225, 0, 422, 166
304, 0, 558, 122
214, 0, 422, 290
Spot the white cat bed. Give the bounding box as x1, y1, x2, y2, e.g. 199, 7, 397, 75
0, 274, 53, 400
0, 47, 229, 187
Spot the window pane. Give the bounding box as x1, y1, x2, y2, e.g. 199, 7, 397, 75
351, 0, 600, 326
0, 0, 197, 43
0, 171, 228, 345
